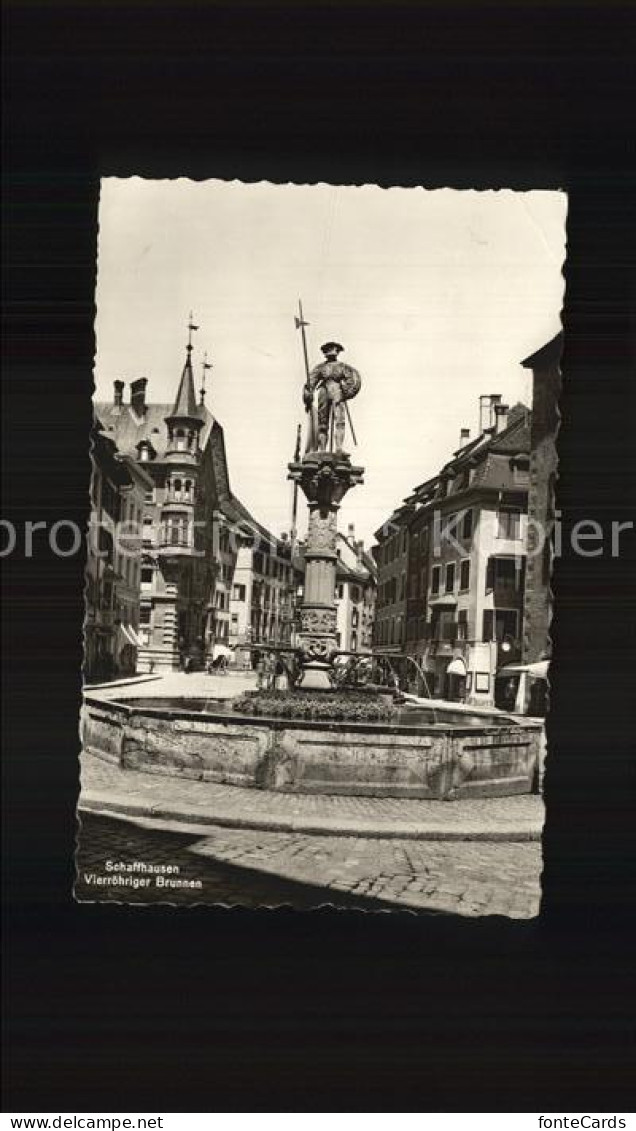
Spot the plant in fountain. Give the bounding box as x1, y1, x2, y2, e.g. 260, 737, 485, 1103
233, 689, 397, 723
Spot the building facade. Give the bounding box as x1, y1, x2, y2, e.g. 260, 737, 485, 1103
85, 420, 152, 682
334, 525, 376, 653
371, 505, 411, 659
521, 333, 562, 664
95, 341, 230, 672
225, 497, 296, 665
371, 396, 532, 705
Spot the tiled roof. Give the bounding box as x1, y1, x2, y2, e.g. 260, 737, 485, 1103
94, 401, 214, 460
521, 332, 563, 369
220, 491, 288, 554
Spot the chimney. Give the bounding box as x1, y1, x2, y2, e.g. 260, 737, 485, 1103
489, 394, 502, 429
479, 393, 502, 433
113, 380, 125, 410
459, 427, 470, 446
494, 403, 509, 433
130, 378, 148, 417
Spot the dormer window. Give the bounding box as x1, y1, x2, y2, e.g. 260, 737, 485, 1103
136, 439, 156, 463
175, 428, 187, 451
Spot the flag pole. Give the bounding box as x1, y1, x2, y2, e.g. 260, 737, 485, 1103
297, 299, 311, 384
290, 423, 302, 549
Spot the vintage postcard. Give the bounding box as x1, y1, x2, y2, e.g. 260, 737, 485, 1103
76, 179, 566, 911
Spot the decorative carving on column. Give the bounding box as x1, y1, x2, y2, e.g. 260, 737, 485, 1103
307, 509, 337, 554
300, 607, 338, 635
289, 451, 364, 689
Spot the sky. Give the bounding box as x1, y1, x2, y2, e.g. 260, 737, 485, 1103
94, 179, 566, 547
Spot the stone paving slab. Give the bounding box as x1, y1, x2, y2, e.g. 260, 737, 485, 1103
79, 752, 544, 841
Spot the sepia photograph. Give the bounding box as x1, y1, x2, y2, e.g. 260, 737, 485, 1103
76, 179, 566, 913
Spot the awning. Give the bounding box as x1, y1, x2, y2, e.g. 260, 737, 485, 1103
212, 643, 233, 660
120, 624, 139, 647
428, 595, 457, 608
498, 660, 549, 679
446, 657, 467, 677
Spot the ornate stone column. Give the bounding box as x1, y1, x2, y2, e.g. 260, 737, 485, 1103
288, 450, 364, 689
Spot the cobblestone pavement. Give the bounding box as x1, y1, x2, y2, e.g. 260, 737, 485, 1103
75, 812, 541, 916
74, 813, 398, 910
190, 829, 542, 917
81, 753, 544, 839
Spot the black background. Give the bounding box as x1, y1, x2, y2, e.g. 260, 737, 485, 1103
3, 1, 635, 1111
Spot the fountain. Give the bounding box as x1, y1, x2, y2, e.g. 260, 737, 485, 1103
82, 334, 543, 800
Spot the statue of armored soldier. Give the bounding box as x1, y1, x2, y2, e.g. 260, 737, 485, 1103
303, 342, 362, 453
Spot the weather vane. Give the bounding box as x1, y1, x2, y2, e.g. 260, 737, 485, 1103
187, 311, 199, 352
200, 352, 212, 404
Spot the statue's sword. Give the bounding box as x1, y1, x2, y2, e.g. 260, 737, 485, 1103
344, 400, 357, 446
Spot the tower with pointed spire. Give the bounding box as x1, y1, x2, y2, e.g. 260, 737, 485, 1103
95, 317, 230, 672
156, 324, 206, 649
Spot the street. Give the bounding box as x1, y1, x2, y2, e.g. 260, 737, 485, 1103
75, 812, 541, 916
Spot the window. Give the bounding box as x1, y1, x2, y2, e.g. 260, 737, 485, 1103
497, 510, 522, 540
495, 609, 518, 641
175, 429, 187, 452
457, 609, 468, 640
140, 566, 153, 588
486, 555, 523, 591
483, 609, 517, 642
336, 584, 344, 600
513, 459, 530, 485
445, 562, 456, 593
144, 488, 155, 504
351, 632, 358, 652
173, 477, 182, 500
164, 517, 189, 547
351, 585, 360, 603
459, 559, 470, 591
352, 609, 359, 628
139, 605, 151, 625
461, 509, 473, 540
475, 672, 490, 694
232, 584, 246, 601
431, 565, 441, 595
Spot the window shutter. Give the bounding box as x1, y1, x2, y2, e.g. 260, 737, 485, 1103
482, 609, 494, 642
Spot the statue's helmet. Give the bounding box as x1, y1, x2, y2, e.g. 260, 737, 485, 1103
321, 341, 344, 356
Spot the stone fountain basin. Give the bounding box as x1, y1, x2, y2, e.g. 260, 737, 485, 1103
82, 692, 542, 801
